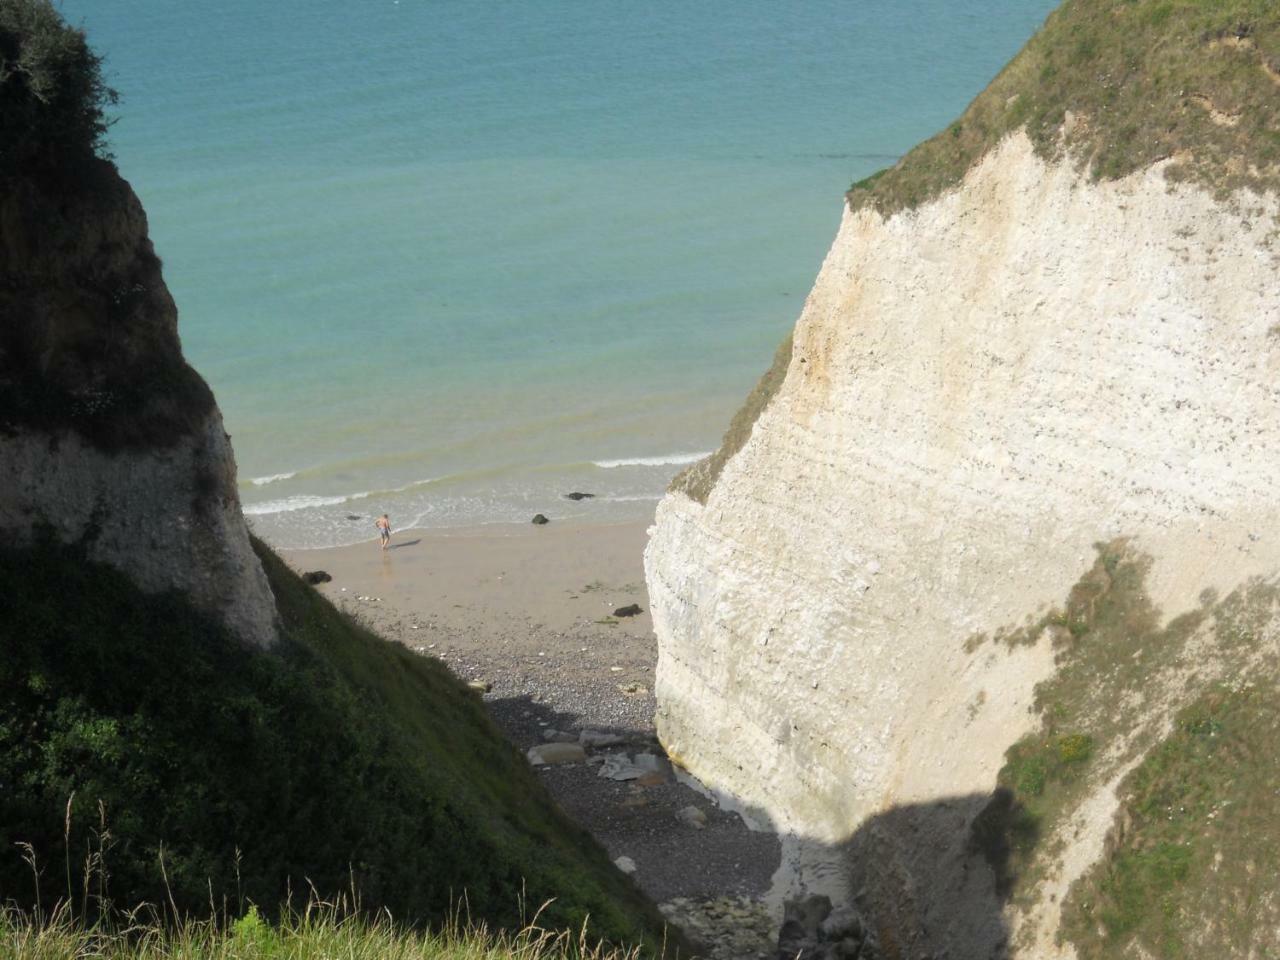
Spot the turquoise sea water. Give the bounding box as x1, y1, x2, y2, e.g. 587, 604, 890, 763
63, 0, 1056, 548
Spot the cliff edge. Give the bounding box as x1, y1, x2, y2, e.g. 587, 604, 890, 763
0, 5, 276, 646
647, 2, 1280, 957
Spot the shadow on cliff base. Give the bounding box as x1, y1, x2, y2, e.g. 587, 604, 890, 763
768, 793, 1011, 960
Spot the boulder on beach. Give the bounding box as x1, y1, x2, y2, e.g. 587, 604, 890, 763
564, 492, 595, 501
531, 514, 550, 525
598, 754, 646, 781
302, 570, 332, 585
527, 743, 586, 766
613, 603, 643, 617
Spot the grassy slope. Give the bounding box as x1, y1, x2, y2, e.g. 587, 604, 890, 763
965, 543, 1280, 956
677, 0, 1280, 503
851, 0, 1280, 215
0, 538, 673, 954
1064, 684, 1280, 958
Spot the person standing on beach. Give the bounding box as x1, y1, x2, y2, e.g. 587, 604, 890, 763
376, 514, 392, 550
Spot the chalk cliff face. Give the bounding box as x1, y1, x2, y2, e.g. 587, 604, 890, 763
646, 128, 1280, 959
0, 162, 278, 648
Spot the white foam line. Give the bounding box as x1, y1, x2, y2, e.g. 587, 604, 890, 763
248, 471, 298, 486
592, 451, 711, 469
242, 476, 444, 517
243, 493, 367, 516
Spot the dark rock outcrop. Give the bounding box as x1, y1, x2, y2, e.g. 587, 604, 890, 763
0, 160, 278, 647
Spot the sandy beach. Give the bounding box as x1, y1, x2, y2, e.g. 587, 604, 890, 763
281, 516, 780, 959
284, 518, 657, 644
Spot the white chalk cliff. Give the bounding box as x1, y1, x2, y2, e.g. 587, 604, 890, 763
646, 82, 1280, 960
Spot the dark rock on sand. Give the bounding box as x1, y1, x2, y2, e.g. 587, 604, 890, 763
564, 492, 596, 501
302, 570, 332, 585
532, 514, 550, 525
614, 603, 643, 617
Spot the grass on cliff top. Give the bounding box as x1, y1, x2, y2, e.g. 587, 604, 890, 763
850, 0, 1280, 215
0, 900, 648, 960
965, 542, 1280, 955
0, 536, 673, 955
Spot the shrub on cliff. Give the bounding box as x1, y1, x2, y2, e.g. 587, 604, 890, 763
0, 0, 116, 180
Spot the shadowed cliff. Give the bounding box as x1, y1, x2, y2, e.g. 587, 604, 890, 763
0, 2, 276, 645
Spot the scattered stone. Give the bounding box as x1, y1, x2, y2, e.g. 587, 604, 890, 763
579, 729, 625, 748
660, 896, 775, 960
564, 492, 596, 501
675, 805, 708, 829
467, 679, 492, 694
776, 894, 874, 960
614, 855, 637, 874
531, 514, 550, 525
598, 754, 647, 781
635, 770, 667, 787
613, 603, 644, 617
617, 681, 648, 696
302, 570, 332, 585
543, 728, 578, 743
527, 743, 586, 766
345, 514, 362, 521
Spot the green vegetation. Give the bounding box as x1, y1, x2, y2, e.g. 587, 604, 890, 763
850, 0, 1280, 215
0, 0, 117, 181
965, 540, 1280, 954
0, 537, 671, 953
671, 332, 793, 503
0, 900, 649, 960
969, 733, 1096, 898
970, 542, 1205, 901
1064, 684, 1280, 958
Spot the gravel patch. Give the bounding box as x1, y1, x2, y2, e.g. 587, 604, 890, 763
336, 596, 781, 907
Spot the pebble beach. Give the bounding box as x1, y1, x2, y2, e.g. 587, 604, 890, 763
284, 516, 780, 958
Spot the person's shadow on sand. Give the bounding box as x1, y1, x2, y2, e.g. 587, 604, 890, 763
388, 539, 421, 550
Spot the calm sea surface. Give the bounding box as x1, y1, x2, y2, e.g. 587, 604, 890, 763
62, 0, 1055, 547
